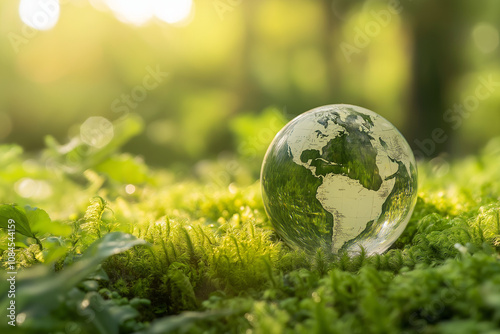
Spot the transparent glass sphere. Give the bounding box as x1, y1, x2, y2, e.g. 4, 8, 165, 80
261, 104, 418, 255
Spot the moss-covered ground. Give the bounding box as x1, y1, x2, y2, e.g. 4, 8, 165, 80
1, 117, 500, 333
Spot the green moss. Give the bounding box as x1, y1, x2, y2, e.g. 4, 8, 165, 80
1, 130, 500, 333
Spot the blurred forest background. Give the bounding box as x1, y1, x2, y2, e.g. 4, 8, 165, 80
0, 0, 499, 169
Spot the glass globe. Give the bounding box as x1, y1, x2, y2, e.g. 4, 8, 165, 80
261, 104, 418, 255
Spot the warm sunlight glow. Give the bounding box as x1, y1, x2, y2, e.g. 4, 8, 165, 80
103, 0, 193, 26
154, 0, 193, 24
104, 0, 154, 26
19, 0, 60, 31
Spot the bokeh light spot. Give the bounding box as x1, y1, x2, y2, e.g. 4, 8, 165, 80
472, 23, 499, 53
102, 0, 193, 26
125, 184, 136, 194
228, 183, 237, 194
15, 178, 53, 199
154, 0, 193, 24
104, 0, 154, 26
19, 0, 60, 31
17, 313, 27, 325
80, 117, 114, 148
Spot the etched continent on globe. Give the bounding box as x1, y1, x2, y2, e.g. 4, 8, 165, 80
261, 104, 417, 255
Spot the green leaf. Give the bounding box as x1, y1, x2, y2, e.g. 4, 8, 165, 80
82, 231, 148, 261
95, 154, 149, 184
42, 114, 144, 173
107, 304, 140, 324
86, 266, 110, 281
229, 107, 287, 161
84, 292, 139, 334
0, 204, 33, 237
142, 310, 234, 334
0, 145, 23, 166
23, 206, 62, 238
84, 114, 144, 168
24, 206, 50, 226
0, 232, 148, 317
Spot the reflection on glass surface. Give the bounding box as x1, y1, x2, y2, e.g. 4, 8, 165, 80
261, 104, 418, 255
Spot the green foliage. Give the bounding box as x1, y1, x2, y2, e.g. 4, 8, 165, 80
0, 232, 148, 333
230, 106, 288, 168
95, 154, 150, 185
0, 204, 33, 238
0, 204, 69, 253
2, 132, 500, 333
3, 0, 500, 168
43, 114, 144, 175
